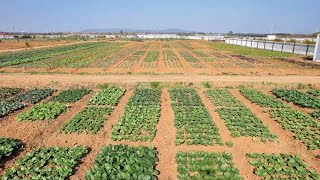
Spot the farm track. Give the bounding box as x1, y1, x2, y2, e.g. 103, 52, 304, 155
1, 74, 320, 88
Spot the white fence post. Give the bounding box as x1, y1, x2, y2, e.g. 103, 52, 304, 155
314, 35, 320, 61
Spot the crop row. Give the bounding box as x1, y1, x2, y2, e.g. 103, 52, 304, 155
2, 146, 88, 179
90, 46, 137, 67
0, 42, 103, 67
2, 140, 318, 179
178, 50, 206, 68
272, 89, 320, 109
62, 86, 125, 134
163, 49, 182, 68
141, 50, 159, 68
176, 151, 243, 180
206, 89, 276, 141
170, 88, 222, 146
112, 89, 161, 141
11, 43, 104, 68
12, 88, 55, 104
66, 44, 123, 68
240, 88, 320, 150
88, 86, 125, 106
86, 145, 159, 179
0, 137, 21, 161
62, 107, 113, 134
116, 48, 145, 69
308, 89, 320, 97
50, 88, 91, 103
247, 153, 319, 179
0, 88, 22, 101
0, 88, 55, 118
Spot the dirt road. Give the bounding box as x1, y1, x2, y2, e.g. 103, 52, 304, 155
0, 74, 319, 88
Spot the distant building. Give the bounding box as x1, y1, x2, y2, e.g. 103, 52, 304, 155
267, 35, 277, 40
0, 32, 15, 39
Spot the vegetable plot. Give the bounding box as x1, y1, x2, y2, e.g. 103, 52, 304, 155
2, 146, 88, 179
272, 89, 320, 109
217, 108, 277, 141
246, 153, 319, 179
12, 88, 55, 104
269, 108, 320, 150
112, 89, 161, 142
0, 137, 21, 160
205, 89, 245, 108
178, 50, 205, 68
88, 87, 125, 106
0, 88, 22, 101
206, 89, 276, 141
163, 49, 182, 68
0, 101, 24, 117
17, 102, 67, 121
239, 88, 287, 108
240, 88, 320, 150
50, 88, 91, 103
176, 151, 243, 180
142, 50, 160, 68
170, 88, 222, 146
62, 107, 112, 134
308, 89, 320, 97
86, 145, 159, 180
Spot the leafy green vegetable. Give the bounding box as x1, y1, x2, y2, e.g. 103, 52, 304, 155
239, 88, 287, 108
17, 102, 67, 121
311, 110, 320, 120
217, 108, 277, 141
246, 153, 319, 179
62, 107, 112, 134
12, 88, 55, 104
86, 145, 159, 180
0, 88, 22, 101
170, 88, 222, 146
308, 89, 320, 97
0, 101, 24, 117
272, 89, 320, 109
269, 108, 320, 150
176, 151, 243, 180
206, 88, 276, 141
2, 146, 88, 179
241, 88, 320, 150
0, 137, 21, 160
88, 86, 125, 106
205, 89, 245, 107
112, 89, 161, 142
50, 88, 91, 103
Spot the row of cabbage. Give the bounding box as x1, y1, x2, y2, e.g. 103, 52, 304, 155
112, 88, 161, 141
169, 88, 222, 146
0, 88, 55, 118
240, 88, 320, 150
62, 86, 125, 134
205, 89, 277, 142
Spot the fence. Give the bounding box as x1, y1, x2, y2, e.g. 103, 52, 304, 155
225, 38, 315, 56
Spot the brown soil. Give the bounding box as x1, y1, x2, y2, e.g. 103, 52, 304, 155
0, 82, 319, 179
0, 40, 82, 52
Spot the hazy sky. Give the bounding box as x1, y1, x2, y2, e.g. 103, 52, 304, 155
0, 0, 319, 33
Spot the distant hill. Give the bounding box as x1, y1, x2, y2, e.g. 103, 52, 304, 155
82, 28, 196, 34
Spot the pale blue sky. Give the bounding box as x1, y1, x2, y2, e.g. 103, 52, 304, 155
0, 0, 319, 33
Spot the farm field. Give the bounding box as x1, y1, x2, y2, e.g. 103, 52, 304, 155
0, 40, 319, 76
0, 80, 320, 180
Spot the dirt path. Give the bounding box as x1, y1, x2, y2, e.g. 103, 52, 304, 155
1, 74, 320, 89
0, 41, 100, 53
154, 89, 178, 180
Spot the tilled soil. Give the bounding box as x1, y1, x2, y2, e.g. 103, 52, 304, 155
0, 82, 319, 180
